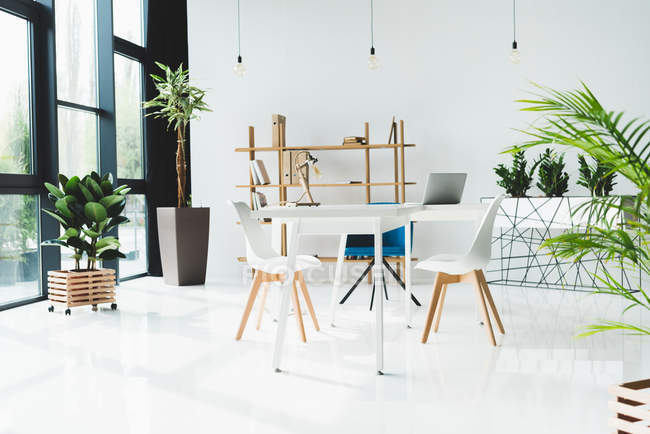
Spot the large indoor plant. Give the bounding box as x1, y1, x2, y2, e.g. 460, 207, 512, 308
42, 172, 129, 314
510, 82, 650, 336
143, 62, 211, 285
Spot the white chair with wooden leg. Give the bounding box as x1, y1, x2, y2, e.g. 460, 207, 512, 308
229, 201, 320, 342
417, 195, 505, 346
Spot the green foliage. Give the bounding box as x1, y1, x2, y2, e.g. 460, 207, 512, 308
577, 155, 617, 196
494, 150, 539, 197
41, 171, 130, 271
535, 148, 570, 197
513, 82, 650, 337
143, 62, 211, 208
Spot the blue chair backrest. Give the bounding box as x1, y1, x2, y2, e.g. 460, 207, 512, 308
345, 203, 413, 251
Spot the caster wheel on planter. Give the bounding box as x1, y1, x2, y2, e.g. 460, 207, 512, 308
48, 305, 54, 312
92, 304, 98, 312
65, 309, 71, 316
111, 303, 117, 311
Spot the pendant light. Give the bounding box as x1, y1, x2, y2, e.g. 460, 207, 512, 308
367, 0, 380, 70
509, 0, 520, 64
233, 0, 246, 77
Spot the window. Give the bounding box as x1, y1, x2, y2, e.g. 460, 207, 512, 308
119, 194, 147, 277
0, 12, 32, 175
57, 107, 98, 176
115, 54, 144, 179
113, 0, 144, 46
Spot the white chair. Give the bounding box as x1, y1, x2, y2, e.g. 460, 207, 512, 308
229, 201, 321, 342
417, 195, 505, 346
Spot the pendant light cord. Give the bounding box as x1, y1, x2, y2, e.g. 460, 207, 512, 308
237, 0, 241, 57
370, 0, 374, 49
512, 0, 516, 42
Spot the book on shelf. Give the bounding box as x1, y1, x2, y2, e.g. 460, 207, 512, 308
252, 160, 271, 185
249, 161, 261, 185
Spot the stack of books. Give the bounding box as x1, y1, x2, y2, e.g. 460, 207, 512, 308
249, 160, 271, 185
342, 136, 367, 146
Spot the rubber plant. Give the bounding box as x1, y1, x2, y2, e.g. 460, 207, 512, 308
143, 62, 211, 207
509, 82, 650, 336
494, 150, 540, 197
42, 172, 130, 270
577, 154, 617, 196
535, 148, 570, 197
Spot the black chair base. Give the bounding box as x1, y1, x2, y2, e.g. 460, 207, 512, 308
339, 258, 421, 311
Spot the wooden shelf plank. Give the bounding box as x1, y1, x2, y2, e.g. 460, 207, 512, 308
235, 143, 416, 152
236, 181, 416, 188
237, 256, 417, 263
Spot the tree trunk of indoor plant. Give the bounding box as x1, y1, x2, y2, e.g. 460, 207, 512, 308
176, 128, 186, 208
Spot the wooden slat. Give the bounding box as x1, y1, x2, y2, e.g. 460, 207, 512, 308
237, 256, 417, 263
235, 143, 416, 152
364, 122, 370, 203
609, 401, 650, 422
235, 181, 417, 188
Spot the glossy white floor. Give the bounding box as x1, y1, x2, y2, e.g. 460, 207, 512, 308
1, 276, 648, 434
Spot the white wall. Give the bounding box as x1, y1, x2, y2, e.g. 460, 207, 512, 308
187, 0, 650, 282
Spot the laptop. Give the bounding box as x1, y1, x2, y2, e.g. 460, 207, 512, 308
422, 173, 467, 205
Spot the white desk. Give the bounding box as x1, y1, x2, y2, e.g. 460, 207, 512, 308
252, 203, 421, 374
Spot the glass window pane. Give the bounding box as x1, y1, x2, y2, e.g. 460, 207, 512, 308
0, 195, 39, 305
115, 54, 144, 179
0, 12, 31, 174
57, 107, 97, 177
55, 0, 97, 106
113, 0, 143, 45
119, 194, 147, 277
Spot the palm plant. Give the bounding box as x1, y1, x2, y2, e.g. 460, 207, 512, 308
509, 82, 650, 336
143, 62, 211, 208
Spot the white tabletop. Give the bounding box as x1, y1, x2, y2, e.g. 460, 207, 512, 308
251, 203, 423, 219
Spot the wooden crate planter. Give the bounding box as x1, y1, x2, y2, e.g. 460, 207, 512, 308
609, 379, 650, 433
47, 269, 117, 315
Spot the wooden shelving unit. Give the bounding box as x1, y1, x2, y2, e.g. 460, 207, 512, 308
235, 119, 415, 257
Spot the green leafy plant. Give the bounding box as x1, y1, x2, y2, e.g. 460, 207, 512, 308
577, 154, 617, 196
143, 62, 211, 208
42, 172, 130, 271
535, 148, 569, 197
510, 81, 650, 337
494, 150, 539, 197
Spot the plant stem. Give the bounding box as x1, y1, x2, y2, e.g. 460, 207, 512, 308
176, 127, 187, 208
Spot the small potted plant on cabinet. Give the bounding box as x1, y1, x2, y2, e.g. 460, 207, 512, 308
143, 62, 211, 285
42, 172, 129, 315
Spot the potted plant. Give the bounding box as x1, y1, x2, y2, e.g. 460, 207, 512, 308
42, 172, 130, 314
535, 148, 569, 197
143, 62, 211, 285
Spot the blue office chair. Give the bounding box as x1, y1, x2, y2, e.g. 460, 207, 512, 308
339, 203, 421, 310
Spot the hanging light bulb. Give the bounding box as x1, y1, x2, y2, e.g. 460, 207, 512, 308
368, 47, 380, 70
510, 0, 520, 64
233, 55, 246, 77
510, 41, 520, 64
233, 0, 246, 77
367, 0, 380, 70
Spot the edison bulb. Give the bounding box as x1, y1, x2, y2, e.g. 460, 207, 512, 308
368, 54, 380, 70
233, 56, 246, 77
509, 48, 520, 64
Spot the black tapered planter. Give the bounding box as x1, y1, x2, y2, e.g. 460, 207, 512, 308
157, 207, 210, 286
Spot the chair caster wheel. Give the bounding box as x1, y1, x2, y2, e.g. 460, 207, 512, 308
48, 305, 54, 312
111, 303, 117, 310
65, 309, 71, 316
92, 304, 98, 312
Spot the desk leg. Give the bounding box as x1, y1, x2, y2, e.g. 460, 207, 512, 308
330, 234, 347, 327
405, 221, 412, 328
272, 219, 300, 373
373, 218, 384, 375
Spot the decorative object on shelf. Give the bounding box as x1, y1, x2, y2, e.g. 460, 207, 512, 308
42, 171, 129, 314
233, 0, 246, 77
494, 150, 539, 197
342, 136, 367, 146
143, 62, 212, 286
512, 81, 650, 337
484, 196, 642, 292
367, 0, 380, 70
289, 151, 321, 206
608, 379, 650, 433
577, 155, 617, 196
509, 0, 520, 64
535, 148, 569, 197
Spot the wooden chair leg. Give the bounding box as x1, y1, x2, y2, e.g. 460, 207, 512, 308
396, 260, 401, 279
291, 279, 307, 343
472, 270, 496, 346
236, 270, 263, 340
297, 271, 320, 331
367, 259, 372, 284
255, 282, 270, 330
421, 272, 444, 343
478, 270, 505, 334
433, 283, 448, 333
